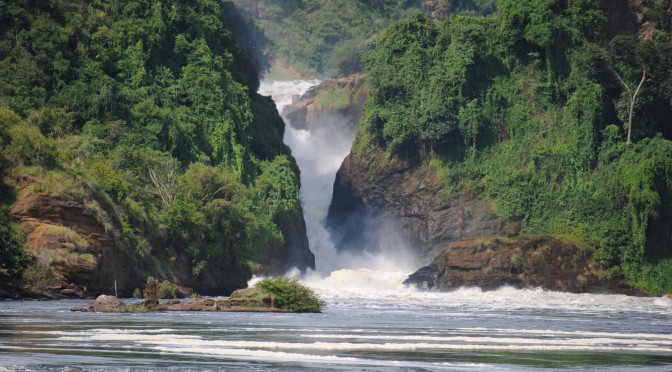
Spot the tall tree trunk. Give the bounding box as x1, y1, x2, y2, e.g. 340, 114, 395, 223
610, 67, 646, 144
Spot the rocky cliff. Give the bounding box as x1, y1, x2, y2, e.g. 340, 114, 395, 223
280, 75, 510, 261
321, 0, 666, 294
283, 74, 367, 133
11, 184, 142, 297
327, 105, 640, 293
328, 146, 510, 261
9, 178, 312, 298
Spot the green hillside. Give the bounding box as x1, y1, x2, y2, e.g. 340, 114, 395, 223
0, 0, 308, 294
230, 0, 497, 77
358, 0, 672, 293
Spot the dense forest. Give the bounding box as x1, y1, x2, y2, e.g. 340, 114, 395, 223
230, 0, 497, 77
1, 0, 671, 296
357, 0, 672, 293
0, 0, 311, 295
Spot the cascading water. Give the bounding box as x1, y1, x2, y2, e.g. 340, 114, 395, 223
258, 79, 421, 291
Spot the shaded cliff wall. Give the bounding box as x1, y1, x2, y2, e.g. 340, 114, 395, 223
328, 146, 509, 262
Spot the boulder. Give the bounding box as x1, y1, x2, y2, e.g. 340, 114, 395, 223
229, 288, 276, 309
89, 295, 128, 312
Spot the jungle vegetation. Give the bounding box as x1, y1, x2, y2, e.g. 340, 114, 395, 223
359, 0, 672, 293
0, 0, 304, 291
230, 0, 497, 77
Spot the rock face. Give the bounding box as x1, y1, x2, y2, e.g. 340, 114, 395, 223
328, 147, 510, 261
11, 186, 141, 295
262, 217, 314, 276
404, 236, 639, 294
282, 74, 367, 133
9, 183, 305, 298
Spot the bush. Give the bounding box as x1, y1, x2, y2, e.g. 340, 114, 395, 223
23, 263, 60, 292
7, 124, 58, 167
143, 276, 159, 300
158, 280, 177, 299
255, 277, 324, 313
0, 219, 30, 278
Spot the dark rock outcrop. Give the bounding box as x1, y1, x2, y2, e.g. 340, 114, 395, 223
404, 236, 639, 294
282, 74, 367, 133
253, 217, 314, 277
328, 147, 511, 261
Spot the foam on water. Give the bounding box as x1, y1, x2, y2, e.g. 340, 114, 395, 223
51, 328, 672, 354
151, 346, 496, 370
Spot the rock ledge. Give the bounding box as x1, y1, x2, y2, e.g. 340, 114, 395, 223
404, 236, 640, 295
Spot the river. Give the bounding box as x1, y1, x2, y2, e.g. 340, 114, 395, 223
1, 80, 671, 371
1, 288, 671, 370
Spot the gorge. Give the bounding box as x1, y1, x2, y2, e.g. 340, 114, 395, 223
1, 1, 672, 370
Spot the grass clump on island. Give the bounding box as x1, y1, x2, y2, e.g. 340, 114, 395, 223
255, 277, 325, 313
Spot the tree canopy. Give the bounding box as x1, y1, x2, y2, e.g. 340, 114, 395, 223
360, 1, 672, 293
0, 0, 306, 291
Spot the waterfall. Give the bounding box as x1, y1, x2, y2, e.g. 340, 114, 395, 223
258, 80, 420, 292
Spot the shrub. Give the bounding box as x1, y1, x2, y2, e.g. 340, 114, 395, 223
143, 276, 159, 300
0, 220, 30, 278
158, 280, 177, 299
23, 263, 60, 291
7, 124, 58, 167
133, 288, 142, 299
255, 277, 324, 313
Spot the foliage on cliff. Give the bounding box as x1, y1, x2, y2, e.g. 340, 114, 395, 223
0, 130, 29, 282
230, 0, 496, 77
0, 0, 305, 291
360, 0, 672, 293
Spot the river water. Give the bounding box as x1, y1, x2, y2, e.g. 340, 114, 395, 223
1, 81, 671, 371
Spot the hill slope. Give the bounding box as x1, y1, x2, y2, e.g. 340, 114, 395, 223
329, 0, 672, 294
0, 0, 314, 297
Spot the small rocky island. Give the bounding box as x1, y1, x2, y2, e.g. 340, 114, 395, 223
72, 277, 324, 313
